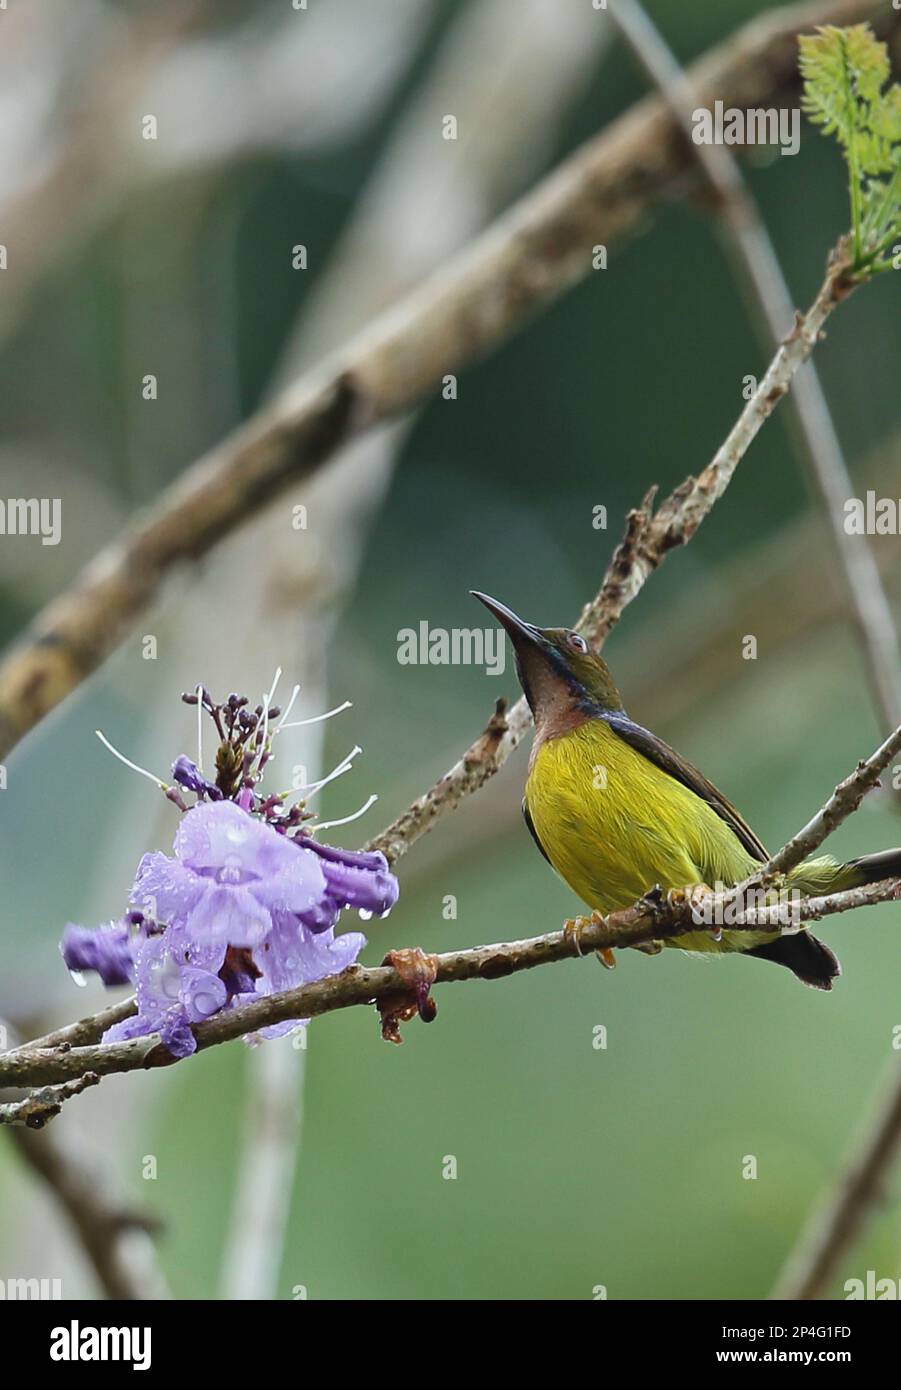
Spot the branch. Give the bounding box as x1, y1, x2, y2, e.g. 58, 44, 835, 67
771, 1057, 901, 1299
24, 996, 138, 1052
367, 250, 860, 865
758, 728, 901, 1300
752, 719, 901, 882
609, 0, 901, 739
3, 875, 898, 1094
0, 0, 892, 763
0, 1072, 100, 1128
8, 1122, 170, 1300
1, 1013, 170, 1299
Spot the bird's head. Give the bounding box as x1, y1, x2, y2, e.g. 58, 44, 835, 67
472, 591, 623, 726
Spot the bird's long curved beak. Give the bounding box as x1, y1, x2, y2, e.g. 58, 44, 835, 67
470, 591, 542, 651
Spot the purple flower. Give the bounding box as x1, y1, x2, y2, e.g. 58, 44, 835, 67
298, 839, 399, 924
235, 913, 366, 1040
132, 800, 328, 949
61, 798, 399, 1059
171, 755, 222, 800
102, 935, 228, 1059
60, 920, 137, 987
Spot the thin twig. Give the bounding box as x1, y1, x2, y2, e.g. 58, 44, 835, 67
0, 1072, 100, 1128
753, 721, 901, 883
367, 252, 859, 865
0, 0, 890, 764
609, 0, 901, 738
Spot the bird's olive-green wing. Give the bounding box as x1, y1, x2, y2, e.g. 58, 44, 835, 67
522, 798, 552, 864
605, 711, 769, 863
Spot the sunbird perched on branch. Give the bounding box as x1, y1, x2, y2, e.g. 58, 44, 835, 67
473, 592, 901, 990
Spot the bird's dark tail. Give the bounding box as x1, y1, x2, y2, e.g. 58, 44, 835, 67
745, 847, 901, 988
746, 932, 841, 991
842, 847, 901, 886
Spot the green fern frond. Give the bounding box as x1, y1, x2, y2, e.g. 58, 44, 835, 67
800, 23, 901, 272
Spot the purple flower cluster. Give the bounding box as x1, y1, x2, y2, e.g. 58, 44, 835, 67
62, 799, 398, 1058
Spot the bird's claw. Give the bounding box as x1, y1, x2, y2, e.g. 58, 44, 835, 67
667, 882, 720, 937
563, 910, 607, 960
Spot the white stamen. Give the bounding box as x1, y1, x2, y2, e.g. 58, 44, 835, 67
265, 666, 282, 709
275, 684, 301, 731
315, 793, 378, 832
95, 729, 167, 790
297, 745, 362, 799
260, 668, 282, 753
196, 684, 204, 773
278, 700, 352, 731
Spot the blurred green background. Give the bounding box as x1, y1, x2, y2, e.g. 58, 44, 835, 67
1, 0, 900, 1300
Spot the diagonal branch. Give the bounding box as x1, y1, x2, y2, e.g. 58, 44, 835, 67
771, 1056, 901, 1299
1, 1015, 169, 1299
753, 721, 901, 884
0, 1072, 100, 1128
367, 250, 860, 865
8, 1122, 171, 1300
609, 0, 901, 741
0, 0, 892, 764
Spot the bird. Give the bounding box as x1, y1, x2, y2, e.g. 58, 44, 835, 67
472, 591, 901, 989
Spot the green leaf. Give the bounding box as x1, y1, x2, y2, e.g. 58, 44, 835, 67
800, 23, 901, 270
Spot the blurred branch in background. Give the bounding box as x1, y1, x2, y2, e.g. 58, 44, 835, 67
8, 1123, 171, 1300
609, 1, 901, 1304
0, 0, 892, 766
0, 0, 439, 351
219, 0, 612, 1301
772, 1057, 901, 1298
608, 0, 901, 742
1, 0, 441, 1306
0, 1017, 168, 1299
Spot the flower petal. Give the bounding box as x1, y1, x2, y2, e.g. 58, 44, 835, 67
179, 966, 227, 1022
298, 838, 399, 915
131, 851, 203, 925
187, 882, 272, 947
60, 921, 135, 986
174, 800, 301, 881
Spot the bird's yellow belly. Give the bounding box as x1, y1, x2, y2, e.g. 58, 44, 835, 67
524, 721, 763, 953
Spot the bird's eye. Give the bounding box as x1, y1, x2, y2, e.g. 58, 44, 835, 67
567, 632, 588, 653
